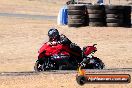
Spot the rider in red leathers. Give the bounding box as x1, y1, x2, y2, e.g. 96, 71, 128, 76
35, 28, 105, 71
47, 28, 82, 62
47, 28, 71, 46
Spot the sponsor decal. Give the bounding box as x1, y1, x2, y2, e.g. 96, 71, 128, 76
76, 67, 131, 85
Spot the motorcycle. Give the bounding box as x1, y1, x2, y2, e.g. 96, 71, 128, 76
34, 42, 105, 72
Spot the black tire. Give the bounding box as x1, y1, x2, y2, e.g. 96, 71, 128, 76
87, 9, 104, 14
89, 22, 106, 26
106, 18, 124, 23
106, 14, 124, 18
68, 15, 85, 19
107, 23, 122, 27
34, 60, 44, 72
86, 5, 105, 10
68, 19, 85, 23
105, 5, 125, 10
88, 14, 105, 18
35, 58, 56, 71
68, 10, 85, 15
105, 9, 123, 14
76, 76, 87, 85
68, 5, 85, 10
68, 23, 84, 27
93, 58, 105, 69
89, 18, 105, 22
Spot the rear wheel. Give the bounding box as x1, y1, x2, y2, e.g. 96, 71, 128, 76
42, 58, 56, 71
34, 58, 56, 72
34, 60, 44, 72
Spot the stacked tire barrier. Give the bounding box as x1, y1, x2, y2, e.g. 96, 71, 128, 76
68, 5, 87, 27
86, 5, 106, 27
105, 5, 131, 27
123, 6, 131, 27
105, 5, 124, 27
67, 4, 131, 27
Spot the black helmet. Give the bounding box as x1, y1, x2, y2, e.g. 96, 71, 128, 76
48, 28, 59, 40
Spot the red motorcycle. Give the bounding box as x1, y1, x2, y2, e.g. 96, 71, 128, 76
34, 43, 105, 72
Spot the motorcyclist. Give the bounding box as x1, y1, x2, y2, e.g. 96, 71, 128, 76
47, 28, 82, 58
47, 28, 71, 46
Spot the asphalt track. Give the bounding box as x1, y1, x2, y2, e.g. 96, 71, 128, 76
0, 12, 131, 25
0, 68, 132, 76
0, 12, 57, 20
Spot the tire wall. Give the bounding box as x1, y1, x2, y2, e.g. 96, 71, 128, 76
105, 5, 131, 27
67, 4, 131, 27
67, 5, 87, 27
87, 5, 106, 27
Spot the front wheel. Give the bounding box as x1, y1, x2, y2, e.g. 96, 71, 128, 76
83, 57, 105, 69
93, 57, 105, 69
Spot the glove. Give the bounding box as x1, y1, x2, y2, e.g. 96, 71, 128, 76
51, 41, 57, 45
47, 41, 57, 46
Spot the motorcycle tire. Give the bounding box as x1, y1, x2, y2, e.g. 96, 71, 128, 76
84, 57, 105, 69
42, 58, 57, 71
93, 57, 105, 69
34, 60, 44, 72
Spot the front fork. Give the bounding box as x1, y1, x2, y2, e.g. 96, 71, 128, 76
80, 52, 95, 67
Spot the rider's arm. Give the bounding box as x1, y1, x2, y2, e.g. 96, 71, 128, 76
59, 34, 72, 45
